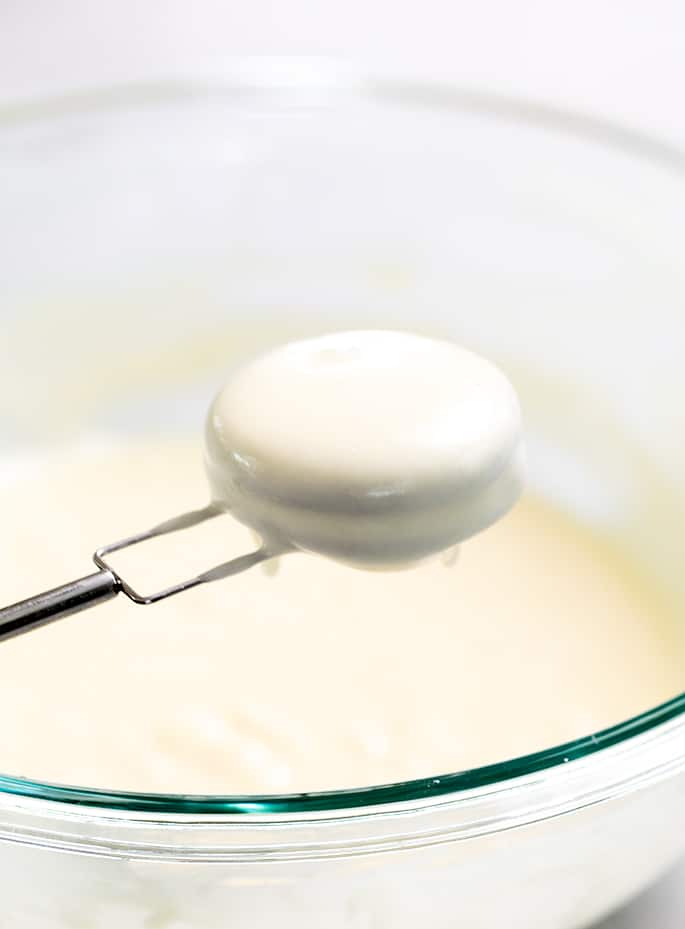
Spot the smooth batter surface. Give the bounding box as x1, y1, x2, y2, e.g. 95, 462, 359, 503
0, 439, 683, 795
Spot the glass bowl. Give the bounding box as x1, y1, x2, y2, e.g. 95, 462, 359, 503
1, 60, 685, 928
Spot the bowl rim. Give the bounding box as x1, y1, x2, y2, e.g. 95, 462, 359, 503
1, 62, 685, 819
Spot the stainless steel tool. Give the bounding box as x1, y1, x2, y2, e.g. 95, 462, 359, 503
0, 503, 272, 644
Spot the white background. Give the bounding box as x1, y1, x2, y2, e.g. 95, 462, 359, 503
1, 3, 684, 926
1, 1, 684, 146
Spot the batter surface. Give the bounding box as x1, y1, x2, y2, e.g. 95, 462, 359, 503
0, 439, 682, 794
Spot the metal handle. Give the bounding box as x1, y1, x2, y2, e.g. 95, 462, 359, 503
0, 570, 120, 644
0, 504, 280, 644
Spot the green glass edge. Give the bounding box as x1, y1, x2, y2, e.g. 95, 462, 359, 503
1, 73, 684, 815
2, 693, 685, 813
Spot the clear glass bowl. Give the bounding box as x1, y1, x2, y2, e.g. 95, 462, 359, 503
1, 61, 685, 928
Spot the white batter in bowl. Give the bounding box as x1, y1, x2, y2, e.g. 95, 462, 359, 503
1, 63, 685, 929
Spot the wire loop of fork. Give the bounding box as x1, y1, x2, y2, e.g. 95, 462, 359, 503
92, 503, 273, 604
1, 504, 284, 643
